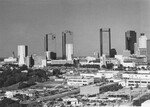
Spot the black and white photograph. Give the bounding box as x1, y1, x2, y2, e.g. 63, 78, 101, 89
0, 0, 150, 107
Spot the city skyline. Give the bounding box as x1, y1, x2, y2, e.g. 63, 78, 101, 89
0, 0, 150, 57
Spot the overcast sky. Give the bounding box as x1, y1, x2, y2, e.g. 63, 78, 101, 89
0, 0, 150, 57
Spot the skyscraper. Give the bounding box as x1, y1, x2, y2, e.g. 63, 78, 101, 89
18, 45, 28, 66
44, 33, 57, 60
147, 39, 150, 64
100, 28, 111, 56
62, 30, 73, 60
125, 30, 137, 54
139, 33, 147, 56
62, 32, 66, 59
139, 33, 147, 49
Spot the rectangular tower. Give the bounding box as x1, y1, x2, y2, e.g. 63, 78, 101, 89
125, 31, 137, 54
62, 32, 66, 59
100, 28, 111, 57
147, 39, 150, 64
62, 30, 73, 60
18, 45, 28, 66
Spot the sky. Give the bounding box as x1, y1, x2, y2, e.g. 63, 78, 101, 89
0, 0, 150, 57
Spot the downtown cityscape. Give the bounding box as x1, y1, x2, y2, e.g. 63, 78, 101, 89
0, 0, 150, 107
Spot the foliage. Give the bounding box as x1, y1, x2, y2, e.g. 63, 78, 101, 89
0, 97, 20, 107
0, 64, 48, 88
135, 83, 139, 88
80, 64, 100, 69
147, 84, 150, 89
106, 63, 114, 69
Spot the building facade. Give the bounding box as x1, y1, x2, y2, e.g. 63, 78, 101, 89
18, 45, 28, 66
125, 31, 137, 54
147, 39, 150, 64
67, 77, 94, 87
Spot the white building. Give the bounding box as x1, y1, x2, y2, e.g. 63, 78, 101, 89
5, 91, 16, 98
33, 56, 46, 68
122, 73, 150, 87
4, 57, 17, 63
80, 71, 119, 79
115, 55, 135, 67
126, 78, 150, 87
122, 73, 150, 79
67, 76, 94, 87
63, 98, 80, 106
139, 33, 147, 49
66, 44, 73, 61
45, 51, 51, 60
18, 45, 28, 66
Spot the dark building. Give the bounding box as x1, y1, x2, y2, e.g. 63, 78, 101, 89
110, 48, 117, 58
147, 39, 150, 64
44, 33, 57, 59
62, 32, 66, 59
125, 31, 137, 54
44, 34, 49, 52
100, 28, 111, 56
50, 52, 57, 60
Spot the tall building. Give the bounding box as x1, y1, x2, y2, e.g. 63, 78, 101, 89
62, 32, 66, 59
125, 30, 137, 54
139, 33, 147, 49
62, 30, 73, 60
147, 39, 150, 64
66, 44, 73, 61
139, 33, 147, 56
44, 33, 57, 59
18, 45, 28, 66
100, 28, 111, 56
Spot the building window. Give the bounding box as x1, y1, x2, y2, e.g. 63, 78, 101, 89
141, 81, 147, 83
128, 84, 134, 86
128, 81, 134, 83
135, 81, 140, 83
110, 80, 114, 82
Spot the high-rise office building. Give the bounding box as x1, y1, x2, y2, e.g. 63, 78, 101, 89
62, 30, 73, 60
139, 33, 147, 56
18, 45, 28, 66
147, 39, 150, 64
66, 44, 73, 61
100, 28, 111, 56
125, 30, 137, 54
139, 33, 147, 49
62, 32, 66, 59
44, 33, 57, 59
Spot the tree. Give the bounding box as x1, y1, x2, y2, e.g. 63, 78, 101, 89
110, 48, 117, 58
101, 65, 106, 69
147, 84, 150, 90
106, 63, 114, 69
135, 83, 139, 88
130, 86, 133, 90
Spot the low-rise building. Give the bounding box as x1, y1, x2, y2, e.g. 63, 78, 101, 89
80, 85, 99, 96
122, 73, 150, 79
67, 76, 94, 87
126, 78, 150, 87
